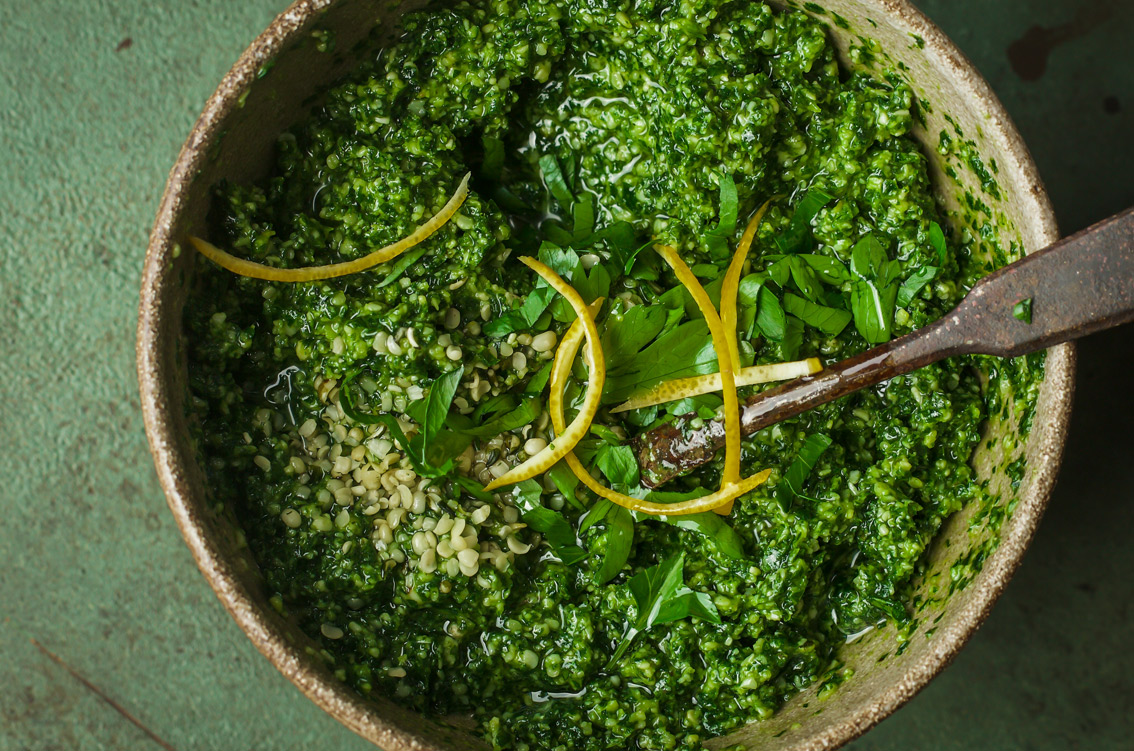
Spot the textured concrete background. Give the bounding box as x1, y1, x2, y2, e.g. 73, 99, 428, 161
1, 1, 1131, 749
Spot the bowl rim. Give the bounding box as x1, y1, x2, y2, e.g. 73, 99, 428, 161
137, 1, 1075, 749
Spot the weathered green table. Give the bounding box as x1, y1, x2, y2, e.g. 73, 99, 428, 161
2, 1, 1131, 748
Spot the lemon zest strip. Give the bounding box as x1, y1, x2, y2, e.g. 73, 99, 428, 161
189, 173, 470, 282
483, 257, 605, 491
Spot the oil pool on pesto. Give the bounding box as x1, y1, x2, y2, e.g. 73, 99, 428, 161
184, 1, 1043, 749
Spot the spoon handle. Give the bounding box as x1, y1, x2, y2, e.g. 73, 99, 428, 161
637, 206, 1134, 488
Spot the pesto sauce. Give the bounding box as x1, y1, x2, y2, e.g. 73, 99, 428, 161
185, 2, 1043, 749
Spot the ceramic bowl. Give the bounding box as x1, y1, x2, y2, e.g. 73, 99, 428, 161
138, 1, 1075, 748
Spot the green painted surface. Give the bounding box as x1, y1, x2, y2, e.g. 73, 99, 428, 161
1, 1, 1130, 749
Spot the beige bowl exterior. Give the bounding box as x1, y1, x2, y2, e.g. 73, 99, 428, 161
137, 1, 1074, 749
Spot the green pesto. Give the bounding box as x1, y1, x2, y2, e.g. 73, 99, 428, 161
184, 2, 1044, 750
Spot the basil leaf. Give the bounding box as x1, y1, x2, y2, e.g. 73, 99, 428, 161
580, 497, 613, 534
928, 221, 947, 264
547, 461, 583, 511
575, 261, 611, 303
705, 172, 739, 261
374, 247, 427, 289
572, 193, 596, 242
471, 393, 516, 423
774, 188, 834, 255
798, 254, 851, 284
851, 279, 898, 344
788, 255, 825, 302
454, 476, 494, 502
850, 235, 888, 280
737, 273, 765, 306
601, 304, 668, 363
513, 480, 588, 565
543, 223, 575, 247
778, 315, 804, 360
776, 433, 833, 511
464, 395, 541, 437
784, 292, 852, 336
420, 367, 463, 450
767, 257, 791, 287
603, 320, 718, 403
482, 135, 505, 182
655, 588, 722, 626
595, 444, 640, 488
611, 552, 718, 663
691, 263, 721, 280
597, 505, 634, 585
525, 362, 553, 395
897, 265, 939, 307
850, 234, 900, 287
756, 286, 787, 342
483, 285, 557, 337
539, 154, 575, 209
667, 512, 746, 559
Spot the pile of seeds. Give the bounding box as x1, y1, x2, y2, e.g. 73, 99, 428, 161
251, 371, 567, 589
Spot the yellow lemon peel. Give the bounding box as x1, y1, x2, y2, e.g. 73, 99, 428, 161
483, 257, 605, 491
549, 315, 771, 516
189, 173, 470, 282
611, 357, 822, 413
721, 200, 772, 369
655, 244, 742, 490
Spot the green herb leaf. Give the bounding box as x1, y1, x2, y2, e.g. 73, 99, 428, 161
776, 433, 833, 512
654, 588, 722, 625
539, 154, 575, 209
580, 497, 613, 534
784, 292, 852, 336
756, 286, 787, 341
611, 552, 718, 662
896, 265, 939, 307
928, 221, 947, 264
483, 285, 557, 337
666, 513, 746, 559
525, 362, 553, 395
851, 279, 898, 344
601, 304, 668, 362
774, 189, 834, 255
595, 444, 640, 488
420, 367, 463, 450
705, 173, 739, 261
546, 461, 583, 511
850, 235, 900, 287
597, 505, 634, 585
1013, 297, 1033, 324
603, 320, 718, 403
737, 273, 765, 306
374, 247, 427, 289
572, 193, 596, 242
464, 395, 541, 437
788, 255, 826, 302
778, 315, 804, 360
454, 476, 495, 502
513, 480, 588, 565
798, 254, 851, 285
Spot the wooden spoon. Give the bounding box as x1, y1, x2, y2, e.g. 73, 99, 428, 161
636, 206, 1134, 488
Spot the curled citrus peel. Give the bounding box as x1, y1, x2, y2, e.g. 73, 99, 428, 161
655, 245, 742, 494
611, 357, 822, 413
549, 313, 771, 516
188, 173, 471, 282
721, 201, 772, 369
483, 257, 606, 492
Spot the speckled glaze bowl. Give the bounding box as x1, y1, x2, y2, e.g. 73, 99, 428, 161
138, 1, 1074, 749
